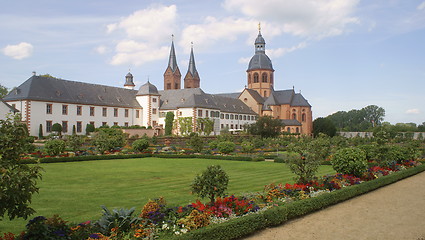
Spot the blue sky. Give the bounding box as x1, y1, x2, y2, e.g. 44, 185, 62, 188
1, 0, 424, 124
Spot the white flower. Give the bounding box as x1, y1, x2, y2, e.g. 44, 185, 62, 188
181, 228, 188, 234
175, 231, 181, 235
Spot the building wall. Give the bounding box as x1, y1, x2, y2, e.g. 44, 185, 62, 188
247, 69, 274, 98
238, 90, 263, 115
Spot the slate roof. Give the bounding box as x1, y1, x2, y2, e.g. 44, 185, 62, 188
159, 88, 256, 115
281, 119, 302, 126
3, 76, 141, 108
248, 53, 274, 71
137, 81, 160, 96
263, 89, 311, 108
1, 100, 19, 113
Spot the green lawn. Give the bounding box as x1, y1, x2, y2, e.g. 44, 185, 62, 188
0, 157, 334, 233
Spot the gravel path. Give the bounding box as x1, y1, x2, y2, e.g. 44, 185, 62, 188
244, 171, 425, 240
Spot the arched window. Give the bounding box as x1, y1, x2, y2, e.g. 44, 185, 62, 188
264, 91, 267, 97
248, 74, 251, 84
262, 73, 268, 82
270, 73, 273, 84
296, 127, 300, 133
287, 127, 291, 133
302, 113, 306, 122
292, 113, 297, 120
253, 73, 259, 83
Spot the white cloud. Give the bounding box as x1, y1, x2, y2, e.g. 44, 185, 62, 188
418, 1, 425, 10
107, 4, 178, 66
2, 42, 33, 60
266, 41, 308, 58
406, 109, 420, 114
223, 0, 360, 39
238, 57, 250, 64
95, 45, 108, 54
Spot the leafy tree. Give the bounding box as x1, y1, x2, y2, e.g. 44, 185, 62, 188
0, 114, 42, 220
85, 124, 95, 135
217, 141, 236, 154
51, 123, 62, 136
44, 139, 66, 156
164, 112, 174, 136
178, 117, 193, 136
331, 147, 368, 177
93, 128, 126, 154
313, 117, 337, 137
191, 165, 229, 204
362, 105, 385, 127
418, 122, 425, 132
132, 139, 150, 152
197, 118, 214, 136
327, 105, 385, 131
0, 84, 8, 98
246, 116, 284, 138
188, 133, 204, 153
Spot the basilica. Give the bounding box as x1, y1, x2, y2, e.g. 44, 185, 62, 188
3, 28, 312, 136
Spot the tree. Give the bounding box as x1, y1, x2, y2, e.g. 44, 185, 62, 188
188, 133, 204, 153
44, 139, 66, 156
132, 139, 150, 152
313, 117, 337, 137
0, 114, 42, 220
362, 105, 385, 127
38, 124, 43, 139
85, 123, 95, 135
191, 165, 229, 204
178, 117, 193, 136
0, 84, 8, 98
67, 134, 84, 152
93, 128, 126, 154
197, 118, 214, 136
246, 116, 284, 138
51, 123, 62, 136
164, 112, 174, 136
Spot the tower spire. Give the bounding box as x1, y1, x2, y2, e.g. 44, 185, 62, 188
168, 35, 178, 73
184, 42, 200, 88
187, 43, 199, 78
164, 34, 181, 90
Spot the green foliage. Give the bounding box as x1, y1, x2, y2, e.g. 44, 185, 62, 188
286, 136, 331, 183
197, 118, 215, 136
188, 133, 204, 153
132, 139, 150, 152
246, 116, 284, 138
66, 135, 84, 152
240, 141, 254, 153
313, 117, 336, 137
93, 128, 126, 154
22, 215, 70, 240
331, 147, 368, 177
85, 124, 95, 135
51, 123, 62, 135
38, 124, 43, 139
165, 111, 175, 136
0, 114, 42, 220
95, 206, 138, 235
0, 84, 8, 98
274, 151, 300, 163
217, 141, 236, 154
191, 165, 229, 203
44, 139, 66, 156
72, 125, 76, 135
178, 117, 193, 136
327, 105, 385, 131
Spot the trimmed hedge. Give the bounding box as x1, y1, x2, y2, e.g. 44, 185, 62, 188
20, 153, 261, 164
165, 164, 425, 240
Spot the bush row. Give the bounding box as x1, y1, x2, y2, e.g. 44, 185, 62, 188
20, 153, 263, 164
166, 164, 425, 240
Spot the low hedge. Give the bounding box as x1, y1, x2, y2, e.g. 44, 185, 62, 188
20, 153, 260, 164
166, 164, 425, 240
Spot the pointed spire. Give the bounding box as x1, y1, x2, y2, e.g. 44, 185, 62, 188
168, 34, 178, 73
187, 43, 199, 78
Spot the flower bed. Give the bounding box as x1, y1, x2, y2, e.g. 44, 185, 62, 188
2, 161, 424, 240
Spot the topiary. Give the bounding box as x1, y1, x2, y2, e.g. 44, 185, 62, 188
331, 147, 368, 177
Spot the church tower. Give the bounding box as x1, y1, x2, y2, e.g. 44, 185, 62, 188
124, 72, 135, 90
184, 44, 200, 88
247, 25, 274, 98
164, 36, 181, 90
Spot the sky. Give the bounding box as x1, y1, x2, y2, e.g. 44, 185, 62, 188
1, 0, 424, 125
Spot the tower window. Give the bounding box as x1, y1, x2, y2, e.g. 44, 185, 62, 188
253, 73, 259, 83
292, 113, 297, 120
302, 113, 306, 122
248, 74, 251, 84
167, 83, 171, 89
262, 73, 268, 83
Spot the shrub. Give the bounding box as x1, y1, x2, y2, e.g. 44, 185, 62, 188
240, 141, 254, 153
132, 139, 150, 152
191, 165, 229, 204
331, 147, 368, 177
208, 140, 220, 150
95, 206, 138, 235
188, 133, 204, 153
85, 124, 95, 135
274, 151, 300, 163
51, 123, 62, 135
93, 128, 126, 154
23, 215, 70, 239
38, 124, 43, 139
44, 139, 66, 156
217, 141, 236, 154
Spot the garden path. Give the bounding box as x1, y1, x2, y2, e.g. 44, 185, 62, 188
244, 171, 425, 240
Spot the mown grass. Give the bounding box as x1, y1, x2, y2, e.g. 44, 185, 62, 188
0, 157, 334, 233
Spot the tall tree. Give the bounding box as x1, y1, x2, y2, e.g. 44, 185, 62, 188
313, 117, 337, 137
164, 112, 174, 136
362, 105, 385, 126
246, 116, 284, 138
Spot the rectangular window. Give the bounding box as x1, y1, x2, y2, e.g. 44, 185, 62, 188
62, 105, 68, 115
152, 98, 157, 103
230, 124, 234, 129
76, 121, 82, 133
62, 121, 68, 133
198, 109, 202, 117
230, 114, 234, 120
225, 114, 229, 119
124, 122, 129, 127
220, 114, 224, 119
102, 107, 107, 117
46, 120, 52, 132
77, 106, 82, 116
114, 108, 118, 117
113, 122, 118, 126
221, 124, 224, 129
46, 104, 52, 114
243, 115, 247, 120
125, 109, 129, 117
152, 108, 157, 114
90, 107, 95, 116
167, 83, 171, 89
136, 110, 140, 118
102, 122, 107, 126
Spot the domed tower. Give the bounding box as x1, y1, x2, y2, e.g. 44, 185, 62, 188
124, 72, 135, 90
164, 36, 181, 90
184, 44, 200, 89
136, 81, 160, 127
247, 25, 274, 98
